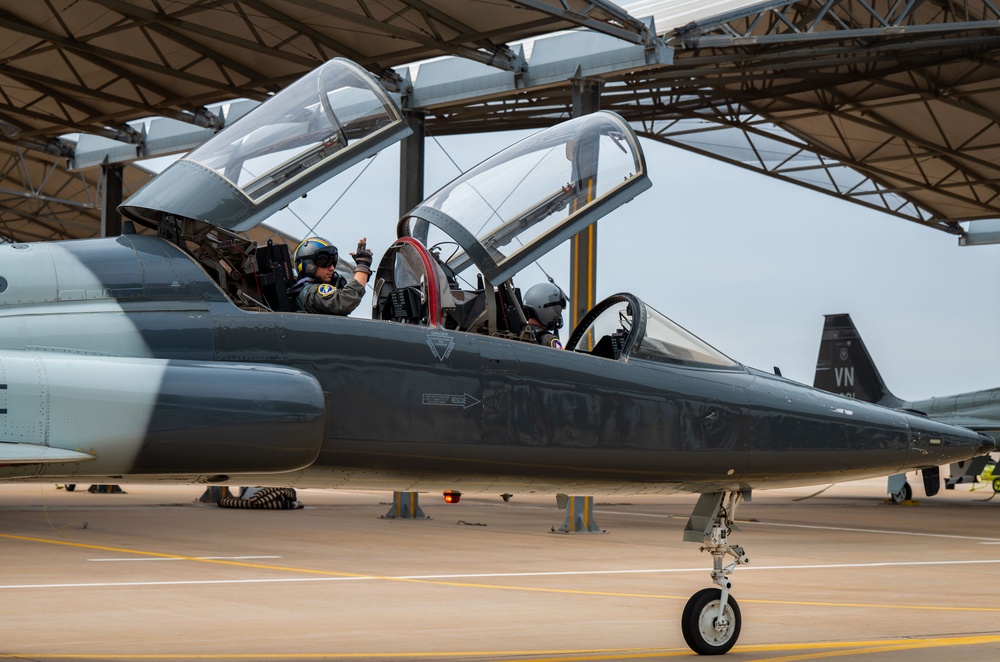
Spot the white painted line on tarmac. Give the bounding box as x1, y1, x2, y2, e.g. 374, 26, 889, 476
5, 558, 1000, 590
87, 556, 282, 562
0, 577, 374, 589
591, 508, 1000, 543
738, 559, 1000, 571
739, 519, 1000, 542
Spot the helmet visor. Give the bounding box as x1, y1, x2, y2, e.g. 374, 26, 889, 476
311, 250, 337, 268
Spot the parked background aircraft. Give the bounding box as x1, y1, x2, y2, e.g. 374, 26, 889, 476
0, 59, 993, 655
814, 313, 1000, 501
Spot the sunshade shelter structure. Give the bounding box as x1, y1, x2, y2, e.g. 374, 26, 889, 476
2, 0, 1000, 247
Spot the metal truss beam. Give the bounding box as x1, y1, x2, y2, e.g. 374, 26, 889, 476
674, 0, 1000, 44
512, 0, 652, 45
0, 145, 149, 242
634, 113, 965, 233
282, 0, 523, 71
6, 0, 1000, 243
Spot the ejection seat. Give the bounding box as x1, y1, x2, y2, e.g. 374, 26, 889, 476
372, 236, 532, 339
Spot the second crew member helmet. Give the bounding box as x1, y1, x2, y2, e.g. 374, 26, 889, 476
293, 237, 338, 277
523, 282, 566, 330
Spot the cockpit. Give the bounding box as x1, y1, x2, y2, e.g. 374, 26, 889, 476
365, 110, 736, 368
117, 57, 736, 370
565, 293, 738, 367
119, 58, 411, 310
371, 111, 651, 341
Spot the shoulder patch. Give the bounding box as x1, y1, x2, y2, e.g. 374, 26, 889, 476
550, 339, 563, 349
317, 284, 337, 297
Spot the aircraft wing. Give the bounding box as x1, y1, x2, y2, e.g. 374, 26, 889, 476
0, 442, 95, 464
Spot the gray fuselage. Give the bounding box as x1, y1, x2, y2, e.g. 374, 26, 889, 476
0, 235, 990, 495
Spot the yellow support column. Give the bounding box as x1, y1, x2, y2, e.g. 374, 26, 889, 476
554, 495, 605, 533
381, 491, 430, 519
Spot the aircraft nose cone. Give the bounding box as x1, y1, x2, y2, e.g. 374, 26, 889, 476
979, 433, 997, 456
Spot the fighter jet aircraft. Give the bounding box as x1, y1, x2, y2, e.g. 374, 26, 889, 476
0, 59, 993, 655
815, 313, 1000, 501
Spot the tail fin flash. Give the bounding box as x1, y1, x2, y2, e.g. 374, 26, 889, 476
813, 314, 902, 407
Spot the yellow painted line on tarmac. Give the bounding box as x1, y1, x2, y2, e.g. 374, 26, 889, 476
738, 596, 1000, 612
3, 635, 1000, 660
0, 532, 690, 600
3, 530, 1000, 662
0, 650, 688, 661
0, 533, 371, 578
5, 532, 1000, 616
738, 634, 1000, 661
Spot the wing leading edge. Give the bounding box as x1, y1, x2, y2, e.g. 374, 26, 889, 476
0, 442, 96, 464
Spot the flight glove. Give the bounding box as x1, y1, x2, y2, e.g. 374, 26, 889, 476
352, 243, 374, 276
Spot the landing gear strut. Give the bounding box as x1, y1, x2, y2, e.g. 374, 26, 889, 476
681, 491, 749, 655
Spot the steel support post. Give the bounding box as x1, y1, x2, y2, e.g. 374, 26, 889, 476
399, 111, 427, 244
569, 78, 603, 331
101, 161, 124, 237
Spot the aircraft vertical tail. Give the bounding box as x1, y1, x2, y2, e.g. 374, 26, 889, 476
813, 314, 903, 408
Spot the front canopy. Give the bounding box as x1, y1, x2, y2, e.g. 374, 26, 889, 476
121, 58, 409, 233
566, 293, 739, 368
398, 111, 649, 285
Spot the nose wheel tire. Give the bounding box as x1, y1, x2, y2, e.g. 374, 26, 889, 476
681, 588, 741, 655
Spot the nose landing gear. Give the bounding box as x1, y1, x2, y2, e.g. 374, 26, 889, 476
681, 491, 749, 655
682, 587, 741, 655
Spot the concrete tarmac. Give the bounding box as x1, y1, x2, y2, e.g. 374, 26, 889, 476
1, 476, 999, 661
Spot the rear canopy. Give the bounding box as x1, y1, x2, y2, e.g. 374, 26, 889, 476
398, 110, 649, 284
121, 58, 410, 233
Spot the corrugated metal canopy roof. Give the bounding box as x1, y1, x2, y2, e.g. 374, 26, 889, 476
420, 0, 1000, 235
659, 0, 1000, 233
0, 0, 649, 242
2, 0, 1000, 243
0, 0, 648, 144
0, 141, 298, 246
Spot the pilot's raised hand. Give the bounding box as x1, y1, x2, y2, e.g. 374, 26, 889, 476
351, 237, 373, 276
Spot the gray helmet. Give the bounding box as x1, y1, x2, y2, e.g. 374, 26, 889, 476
293, 237, 338, 277
523, 282, 566, 330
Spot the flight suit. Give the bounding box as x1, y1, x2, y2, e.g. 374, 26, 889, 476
524, 321, 563, 349
289, 275, 366, 315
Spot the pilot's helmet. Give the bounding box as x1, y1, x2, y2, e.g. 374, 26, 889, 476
523, 282, 566, 330
293, 237, 338, 277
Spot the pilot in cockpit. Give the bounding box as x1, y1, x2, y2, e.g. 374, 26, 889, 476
522, 282, 566, 349
288, 236, 374, 315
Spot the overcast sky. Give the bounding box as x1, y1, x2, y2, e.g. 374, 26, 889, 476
262, 128, 1000, 403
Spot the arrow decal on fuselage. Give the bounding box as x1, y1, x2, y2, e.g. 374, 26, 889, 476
421, 393, 481, 409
